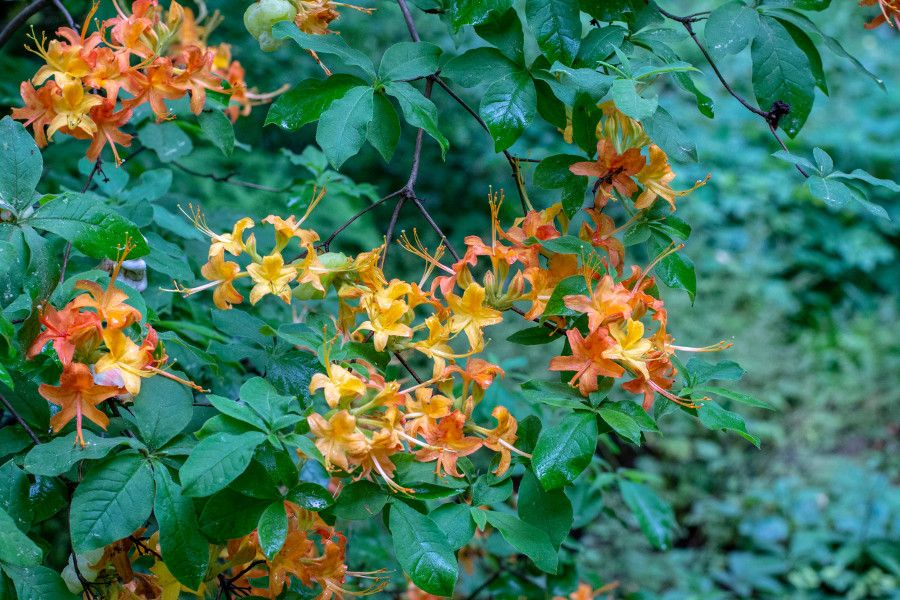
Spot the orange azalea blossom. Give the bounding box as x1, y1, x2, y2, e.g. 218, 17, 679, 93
417, 411, 482, 477
635, 144, 709, 211
570, 139, 646, 206
38, 362, 122, 446
550, 328, 624, 395
564, 274, 633, 331
27, 302, 101, 365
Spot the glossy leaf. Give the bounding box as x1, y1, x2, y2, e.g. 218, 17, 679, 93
179, 431, 266, 497
532, 411, 598, 490
153, 467, 209, 589
389, 502, 458, 596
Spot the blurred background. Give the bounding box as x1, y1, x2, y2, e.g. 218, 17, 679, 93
1, 0, 898, 597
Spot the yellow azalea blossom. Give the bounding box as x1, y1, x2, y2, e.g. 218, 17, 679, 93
199, 252, 244, 309
47, 82, 103, 140
309, 362, 366, 408
246, 253, 295, 304
602, 319, 653, 380
405, 388, 452, 438
447, 283, 503, 350
356, 301, 413, 352
262, 188, 324, 250
94, 329, 153, 395
28, 29, 98, 85
635, 144, 709, 211
307, 411, 368, 471
411, 315, 461, 378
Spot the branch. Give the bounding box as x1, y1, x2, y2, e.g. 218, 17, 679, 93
59, 156, 104, 285
173, 162, 291, 193
318, 190, 402, 251
393, 351, 423, 384
0, 392, 41, 444
0, 0, 77, 48
655, 4, 809, 178
379, 194, 406, 268
409, 195, 460, 262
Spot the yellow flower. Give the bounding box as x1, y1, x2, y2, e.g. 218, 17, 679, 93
94, 329, 153, 395
307, 411, 368, 472
635, 144, 708, 211
602, 319, 653, 379
447, 283, 503, 350
246, 253, 295, 304
210, 217, 255, 257
47, 82, 103, 140
309, 362, 366, 408
356, 301, 412, 352
199, 252, 243, 310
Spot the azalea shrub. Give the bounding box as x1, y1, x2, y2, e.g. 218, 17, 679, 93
0, 0, 896, 599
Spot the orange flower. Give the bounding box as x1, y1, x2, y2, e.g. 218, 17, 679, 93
38, 362, 122, 446
482, 406, 518, 476
569, 139, 646, 205
635, 144, 708, 211
417, 411, 482, 477
11, 81, 58, 147
71, 278, 142, 330
27, 303, 101, 365
47, 82, 104, 140
564, 274, 632, 331
79, 99, 133, 164
307, 411, 367, 472
405, 388, 452, 438
124, 57, 185, 120
549, 328, 624, 395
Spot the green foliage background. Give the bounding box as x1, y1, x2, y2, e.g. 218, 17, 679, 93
0, 0, 897, 598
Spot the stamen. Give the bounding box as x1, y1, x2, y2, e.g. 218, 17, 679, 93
669, 340, 733, 353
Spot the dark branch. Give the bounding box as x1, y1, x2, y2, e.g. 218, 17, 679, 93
174, 162, 291, 193
655, 4, 809, 178
319, 190, 402, 252
393, 351, 424, 384
410, 195, 461, 262
379, 195, 406, 268
0, 393, 41, 444
0, 0, 46, 48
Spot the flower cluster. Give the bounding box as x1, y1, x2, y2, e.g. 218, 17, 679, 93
30, 243, 200, 445
12, 0, 252, 164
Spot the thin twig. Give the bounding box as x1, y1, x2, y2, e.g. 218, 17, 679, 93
393, 351, 423, 384
0, 393, 41, 444
655, 4, 809, 178
409, 195, 460, 261
0, 0, 46, 48
174, 162, 291, 193
396, 0, 420, 42
319, 190, 402, 251
380, 195, 406, 268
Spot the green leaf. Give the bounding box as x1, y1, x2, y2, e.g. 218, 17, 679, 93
389, 503, 458, 596
379, 42, 442, 80
543, 275, 588, 317
285, 482, 333, 511
778, 18, 827, 95
532, 411, 598, 490
831, 169, 900, 192
610, 78, 657, 120
697, 401, 760, 446
482, 510, 558, 573
474, 8, 525, 63
448, 0, 512, 29
518, 471, 573, 547
792, 0, 829, 10
265, 75, 365, 131
198, 490, 270, 541
506, 326, 563, 346
206, 394, 267, 431
0, 506, 41, 566
576, 25, 628, 67
331, 480, 389, 520
751, 16, 815, 137
273, 22, 376, 78
648, 231, 696, 301
618, 479, 676, 550
367, 93, 401, 162
129, 374, 193, 449
704, 1, 759, 56
316, 85, 375, 169
0, 116, 42, 214
137, 122, 193, 162
539, 63, 613, 105
534, 154, 586, 189
538, 235, 595, 256
441, 47, 518, 88
694, 386, 775, 410
806, 175, 860, 209
153, 467, 209, 589
2, 566, 78, 599
525, 0, 581, 66
430, 503, 475, 550
643, 107, 698, 163
257, 501, 288, 560
69, 453, 155, 553
179, 431, 266, 497
684, 358, 745, 385
598, 401, 659, 444
28, 193, 149, 259
384, 81, 449, 158
198, 109, 234, 157
480, 70, 537, 151
239, 377, 297, 428
23, 432, 132, 477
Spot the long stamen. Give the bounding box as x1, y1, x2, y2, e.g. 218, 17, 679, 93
630, 242, 684, 293
669, 340, 733, 353
648, 380, 706, 409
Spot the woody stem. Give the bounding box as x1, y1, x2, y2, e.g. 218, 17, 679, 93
0, 392, 41, 444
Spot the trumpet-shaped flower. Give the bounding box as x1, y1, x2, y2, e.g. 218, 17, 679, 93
247, 253, 295, 304
38, 362, 122, 446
